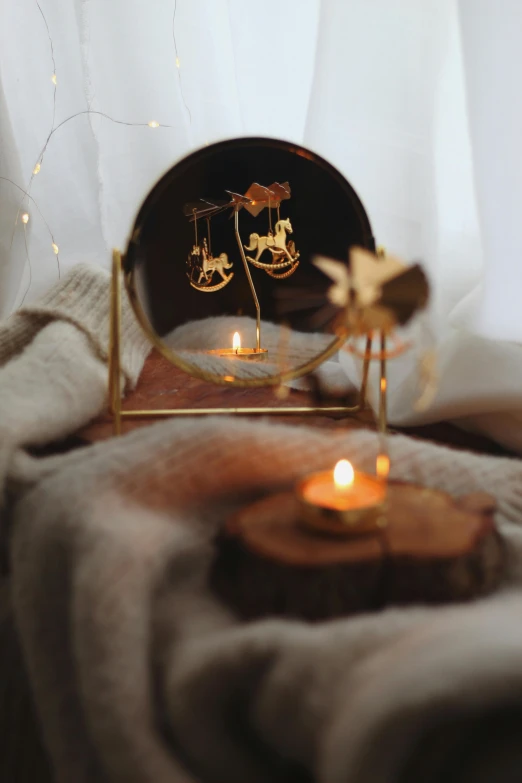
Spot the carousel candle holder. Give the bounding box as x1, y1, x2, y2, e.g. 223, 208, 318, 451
109, 137, 434, 433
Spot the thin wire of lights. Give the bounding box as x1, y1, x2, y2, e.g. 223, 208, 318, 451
8, 0, 59, 302
0, 174, 61, 305
36, 0, 57, 133
5, 0, 178, 308
0, 176, 59, 243
11, 0, 61, 272
173, 0, 192, 124
14, 109, 172, 306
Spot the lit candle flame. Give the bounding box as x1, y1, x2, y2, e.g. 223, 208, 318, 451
233, 332, 241, 352
333, 459, 354, 490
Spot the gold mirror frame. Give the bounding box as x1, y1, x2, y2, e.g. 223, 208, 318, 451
108, 137, 388, 434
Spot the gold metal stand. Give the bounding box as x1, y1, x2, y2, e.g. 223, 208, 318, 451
109, 250, 387, 437
108, 250, 123, 436
234, 209, 261, 351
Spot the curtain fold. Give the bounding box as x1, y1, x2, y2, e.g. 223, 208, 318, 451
457, 0, 522, 341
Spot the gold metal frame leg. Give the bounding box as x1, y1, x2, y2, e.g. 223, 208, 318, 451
378, 330, 387, 434
109, 250, 122, 436
375, 330, 389, 479
359, 335, 372, 411
234, 209, 261, 351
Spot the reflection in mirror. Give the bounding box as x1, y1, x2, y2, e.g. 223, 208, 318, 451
125, 137, 375, 386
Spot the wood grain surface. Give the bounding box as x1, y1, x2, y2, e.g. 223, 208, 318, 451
212, 486, 504, 620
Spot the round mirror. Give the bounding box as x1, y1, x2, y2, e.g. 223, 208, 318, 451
124, 137, 375, 386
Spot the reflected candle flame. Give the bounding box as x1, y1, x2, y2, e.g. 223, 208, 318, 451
333, 459, 354, 490
233, 332, 241, 353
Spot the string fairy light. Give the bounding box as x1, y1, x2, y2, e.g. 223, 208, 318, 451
173, 0, 191, 123
8, 0, 59, 306
11, 105, 173, 306
1, 174, 62, 305
4, 0, 187, 308
0, 176, 59, 239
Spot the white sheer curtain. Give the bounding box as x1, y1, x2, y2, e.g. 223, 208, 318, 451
1, 0, 477, 316
2, 0, 521, 447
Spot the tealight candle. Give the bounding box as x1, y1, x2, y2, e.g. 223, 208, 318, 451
208, 331, 268, 361
297, 459, 386, 536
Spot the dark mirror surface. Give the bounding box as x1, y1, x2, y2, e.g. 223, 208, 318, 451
125, 137, 374, 385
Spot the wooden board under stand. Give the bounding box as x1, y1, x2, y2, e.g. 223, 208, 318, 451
211, 483, 505, 621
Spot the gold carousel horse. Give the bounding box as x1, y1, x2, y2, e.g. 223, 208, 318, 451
244, 218, 300, 278
188, 239, 234, 292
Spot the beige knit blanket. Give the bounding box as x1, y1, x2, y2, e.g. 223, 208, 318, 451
4, 264, 522, 782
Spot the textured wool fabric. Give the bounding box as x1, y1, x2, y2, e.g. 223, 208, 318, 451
9, 416, 522, 783
1, 262, 150, 386
0, 263, 150, 500
4, 263, 522, 782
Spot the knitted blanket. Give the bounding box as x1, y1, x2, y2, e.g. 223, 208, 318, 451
4, 265, 522, 782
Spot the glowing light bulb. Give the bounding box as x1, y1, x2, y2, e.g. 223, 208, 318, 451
33, 163, 41, 175
176, 56, 180, 68
148, 120, 159, 128
51, 73, 57, 85
333, 459, 354, 490
232, 332, 241, 352
51, 242, 59, 254
21, 213, 29, 224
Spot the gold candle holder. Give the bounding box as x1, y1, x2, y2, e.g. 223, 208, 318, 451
207, 332, 268, 361
208, 348, 268, 361
296, 459, 386, 536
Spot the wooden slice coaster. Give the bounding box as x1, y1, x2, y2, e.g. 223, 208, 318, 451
210, 483, 505, 621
